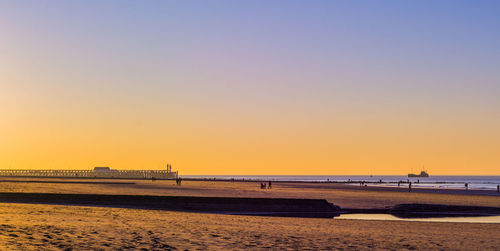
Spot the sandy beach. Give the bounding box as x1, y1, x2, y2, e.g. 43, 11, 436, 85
0, 203, 498, 250
0, 178, 498, 249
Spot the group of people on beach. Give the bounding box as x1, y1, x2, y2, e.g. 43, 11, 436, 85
260, 181, 272, 189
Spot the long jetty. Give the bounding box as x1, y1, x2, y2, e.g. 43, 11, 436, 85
0, 169, 178, 179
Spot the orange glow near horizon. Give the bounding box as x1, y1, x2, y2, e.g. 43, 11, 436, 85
1, 89, 499, 175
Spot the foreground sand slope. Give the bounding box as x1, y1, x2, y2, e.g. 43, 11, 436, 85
0, 203, 499, 250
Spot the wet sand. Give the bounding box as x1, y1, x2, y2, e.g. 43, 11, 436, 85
0, 203, 499, 250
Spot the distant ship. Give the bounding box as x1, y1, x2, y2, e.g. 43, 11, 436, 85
408, 170, 429, 178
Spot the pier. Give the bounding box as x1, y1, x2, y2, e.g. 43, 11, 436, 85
0, 166, 178, 180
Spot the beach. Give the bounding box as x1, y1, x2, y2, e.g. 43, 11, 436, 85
0, 203, 499, 250
0, 178, 499, 249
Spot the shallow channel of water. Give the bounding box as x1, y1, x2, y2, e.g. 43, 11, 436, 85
336, 214, 500, 223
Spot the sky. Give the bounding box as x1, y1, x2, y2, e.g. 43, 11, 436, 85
1, 1, 499, 175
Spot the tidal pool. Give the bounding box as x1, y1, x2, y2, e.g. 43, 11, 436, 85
336, 214, 500, 223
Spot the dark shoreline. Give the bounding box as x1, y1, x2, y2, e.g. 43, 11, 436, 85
0, 192, 340, 218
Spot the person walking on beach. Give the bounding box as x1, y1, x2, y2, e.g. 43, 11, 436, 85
497, 184, 499, 193
409, 182, 412, 192
465, 183, 468, 190
268, 181, 272, 189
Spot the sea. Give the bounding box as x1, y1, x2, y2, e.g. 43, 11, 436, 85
181, 175, 500, 191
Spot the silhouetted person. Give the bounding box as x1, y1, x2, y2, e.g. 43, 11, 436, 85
465, 183, 468, 190
497, 184, 499, 193
398, 181, 401, 187
268, 181, 272, 189
409, 182, 412, 192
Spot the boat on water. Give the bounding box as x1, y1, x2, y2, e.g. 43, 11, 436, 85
408, 170, 429, 178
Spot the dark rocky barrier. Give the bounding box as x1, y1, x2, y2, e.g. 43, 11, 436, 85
0, 192, 340, 218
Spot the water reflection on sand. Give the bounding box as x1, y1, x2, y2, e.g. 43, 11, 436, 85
336, 214, 500, 223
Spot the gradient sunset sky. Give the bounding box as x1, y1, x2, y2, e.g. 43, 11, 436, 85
1, 1, 499, 175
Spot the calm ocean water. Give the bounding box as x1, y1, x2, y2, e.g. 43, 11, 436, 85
181, 175, 500, 191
